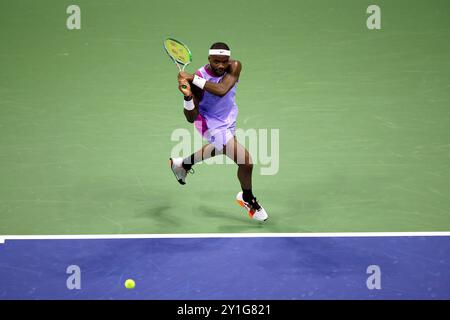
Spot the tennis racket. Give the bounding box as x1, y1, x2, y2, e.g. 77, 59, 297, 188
163, 37, 192, 89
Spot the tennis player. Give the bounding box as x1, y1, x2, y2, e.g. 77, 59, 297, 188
170, 42, 268, 222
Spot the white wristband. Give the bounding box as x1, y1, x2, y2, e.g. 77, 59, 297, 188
183, 98, 195, 110
192, 75, 206, 89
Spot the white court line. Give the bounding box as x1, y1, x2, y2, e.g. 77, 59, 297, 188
1, 232, 450, 244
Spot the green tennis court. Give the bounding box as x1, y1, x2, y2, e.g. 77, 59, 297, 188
1, 0, 449, 235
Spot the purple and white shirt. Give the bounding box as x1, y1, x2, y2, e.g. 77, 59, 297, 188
194, 64, 239, 149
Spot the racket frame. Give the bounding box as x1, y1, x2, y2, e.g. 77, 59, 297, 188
163, 37, 192, 72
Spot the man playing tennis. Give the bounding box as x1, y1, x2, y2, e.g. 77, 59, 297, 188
170, 42, 268, 222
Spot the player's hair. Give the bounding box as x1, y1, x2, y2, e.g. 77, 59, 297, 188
210, 42, 230, 50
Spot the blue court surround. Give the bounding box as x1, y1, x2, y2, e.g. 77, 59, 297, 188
0, 236, 449, 299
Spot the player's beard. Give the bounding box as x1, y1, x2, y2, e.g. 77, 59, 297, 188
214, 68, 225, 76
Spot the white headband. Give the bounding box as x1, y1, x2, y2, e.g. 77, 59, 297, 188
209, 49, 231, 56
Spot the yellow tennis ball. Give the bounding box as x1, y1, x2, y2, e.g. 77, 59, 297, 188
125, 279, 135, 289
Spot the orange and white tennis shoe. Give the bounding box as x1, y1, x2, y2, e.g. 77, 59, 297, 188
236, 191, 268, 222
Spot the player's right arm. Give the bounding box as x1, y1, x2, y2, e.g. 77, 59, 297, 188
178, 78, 199, 123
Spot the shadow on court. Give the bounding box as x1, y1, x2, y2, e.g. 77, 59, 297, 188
138, 204, 181, 227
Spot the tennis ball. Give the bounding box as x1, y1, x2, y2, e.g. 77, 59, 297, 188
125, 279, 135, 289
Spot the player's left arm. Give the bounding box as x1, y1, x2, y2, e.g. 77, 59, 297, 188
180, 60, 242, 97
204, 60, 241, 96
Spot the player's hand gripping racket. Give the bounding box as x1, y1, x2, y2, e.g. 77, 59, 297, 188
163, 38, 192, 89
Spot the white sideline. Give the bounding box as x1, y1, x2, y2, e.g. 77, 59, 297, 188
1, 231, 450, 244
